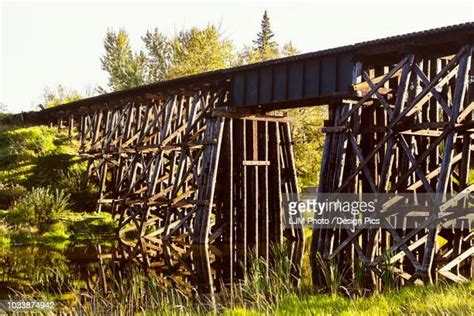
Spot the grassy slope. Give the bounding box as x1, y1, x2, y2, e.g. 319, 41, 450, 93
0, 124, 114, 245
0, 125, 80, 188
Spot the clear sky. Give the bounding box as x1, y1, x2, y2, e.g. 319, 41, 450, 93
1, 0, 473, 113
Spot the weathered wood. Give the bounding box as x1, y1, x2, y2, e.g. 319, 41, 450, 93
313, 46, 474, 285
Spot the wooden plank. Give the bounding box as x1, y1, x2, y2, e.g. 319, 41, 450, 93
211, 109, 290, 122
457, 101, 474, 123
242, 160, 270, 166
353, 69, 402, 92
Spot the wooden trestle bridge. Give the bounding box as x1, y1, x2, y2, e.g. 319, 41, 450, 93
20, 23, 474, 285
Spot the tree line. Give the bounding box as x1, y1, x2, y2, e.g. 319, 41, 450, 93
43, 11, 326, 189
99, 10, 298, 92
43, 10, 297, 104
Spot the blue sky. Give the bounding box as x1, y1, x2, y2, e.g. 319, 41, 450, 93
1, 0, 473, 112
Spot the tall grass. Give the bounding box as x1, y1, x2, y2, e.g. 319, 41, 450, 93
313, 252, 350, 296
6, 187, 70, 233
6, 244, 304, 314
4, 242, 473, 315
217, 245, 301, 313
68, 244, 303, 314
0, 219, 10, 246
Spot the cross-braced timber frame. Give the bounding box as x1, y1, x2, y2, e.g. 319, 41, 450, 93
78, 84, 303, 256
16, 23, 474, 286
311, 45, 473, 285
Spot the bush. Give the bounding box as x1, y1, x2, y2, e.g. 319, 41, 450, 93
6, 188, 70, 233
56, 167, 99, 212
42, 222, 70, 242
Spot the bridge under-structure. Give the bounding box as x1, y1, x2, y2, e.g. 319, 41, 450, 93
20, 23, 474, 285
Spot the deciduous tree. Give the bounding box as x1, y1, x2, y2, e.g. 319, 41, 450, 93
43, 85, 82, 108
167, 25, 234, 78
142, 28, 172, 82
101, 29, 148, 90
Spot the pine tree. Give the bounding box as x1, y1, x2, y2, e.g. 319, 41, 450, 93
253, 10, 276, 53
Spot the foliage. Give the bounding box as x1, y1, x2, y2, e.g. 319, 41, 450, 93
0, 125, 57, 159
314, 252, 349, 296
64, 212, 116, 238
236, 44, 279, 65
282, 41, 299, 56
0, 125, 81, 189
271, 281, 474, 315
0, 102, 8, 121
289, 106, 328, 189
0, 219, 10, 245
0, 184, 27, 209
41, 222, 71, 242
101, 28, 149, 90
6, 187, 70, 233
56, 167, 99, 212
236, 12, 300, 65
167, 25, 234, 78
142, 28, 173, 82
253, 10, 277, 54
0, 123, 100, 211
43, 85, 83, 108
218, 245, 301, 314
0, 102, 7, 113
102, 25, 234, 90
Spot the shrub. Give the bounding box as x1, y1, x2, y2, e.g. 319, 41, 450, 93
42, 222, 70, 242
56, 167, 99, 212
6, 188, 70, 233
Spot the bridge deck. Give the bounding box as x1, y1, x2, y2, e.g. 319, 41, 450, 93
19, 22, 474, 123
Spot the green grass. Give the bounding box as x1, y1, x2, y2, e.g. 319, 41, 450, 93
0, 124, 109, 245
0, 125, 79, 187
3, 236, 472, 315
65, 264, 474, 315
0, 212, 116, 246
264, 281, 474, 315
63, 211, 117, 239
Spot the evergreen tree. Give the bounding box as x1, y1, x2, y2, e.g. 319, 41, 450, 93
253, 10, 276, 53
